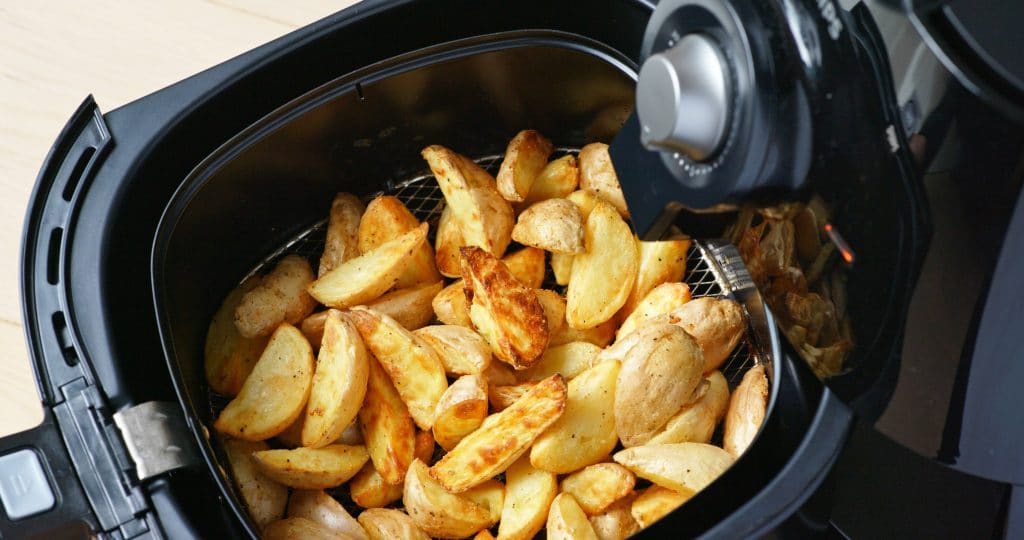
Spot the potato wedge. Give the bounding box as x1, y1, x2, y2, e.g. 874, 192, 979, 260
429, 375, 567, 492
358, 356, 415, 485
668, 297, 746, 373
252, 444, 369, 489
616, 282, 692, 341
614, 324, 703, 447
205, 277, 269, 396
547, 493, 599, 540
435, 205, 464, 278
276, 414, 307, 448
566, 189, 606, 221
550, 252, 575, 286
463, 479, 504, 527
349, 308, 448, 430
521, 154, 579, 207
302, 310, 370, 448
214, 324, 314, 440
433, 281, 472, 327
287, 490, 368, 540
487, 382, 536, 412
724, 364, 768, 456
498, 455, 558, 540
404, 459, 493, 538
648, 371, 730, 445
319, 193, 365, 277
357, 195, 441, 289
462, 247, 549, 369
308, 223, 428, 308
300, 311, 329, 350
518, 341, 601, 382
475, 530, 496, 540
588, 494, 640, 540
414, 325, 491, 376
631, 486, 692, 528
497, 130, 554, 202
422, 145, 513, 257
531, 360, 620, 473
484, 361, 518, 387
613, 443, 734, 494
235, 255, 318, 338
560, 463, 636, 515
621, 239, 689, 317
339, 422, 364, 446
357, 508, 430, 540
512, 199, 585, 254
549, 317, 617, 348
223, 439, 288, 528
365, 281, 443, 331
566, 202, 637, 329
433, 374, 488, 451
535, 289, 567, 336
264, 517, 350, 540
350, 430, 434, 508
578, 143, 629, 219
501, 247, 546, 289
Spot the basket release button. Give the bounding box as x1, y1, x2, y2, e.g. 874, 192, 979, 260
0, 449, 55, 520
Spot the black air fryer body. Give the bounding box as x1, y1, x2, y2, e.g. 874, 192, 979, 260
7, 0, 1024, 538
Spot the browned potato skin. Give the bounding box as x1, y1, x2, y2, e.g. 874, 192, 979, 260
435, 205, 464, 278
433, 281, 473, 327
511, 199, 585, 254
497, 130, 554, 202
357, 508, 431, 540
588, 493, 640, 540
723, 364, 768, 456
433, 374, 488, 451
357, 195, 441, 289
319, 193, 365, 277
350, 430, 434, 509
534, 289, 567, 337
578, 143, 629, 219
286, 490, 368, 540
648, 371, 730, 445
205, 277, 268, 396
300, 311, 329, 350
264, 517, 350, 540
358, 356, 416, 486
500, 247, 546, 289
364, 281, 443, 331
560, 463, 636, 515
521, 154, 579, 208
223, 439, 288, 529
235, 255, 317, 338
668, 297, 746, 373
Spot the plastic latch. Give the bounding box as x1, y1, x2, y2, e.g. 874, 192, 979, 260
0, 449, 55, 520
113, 402, 199, 481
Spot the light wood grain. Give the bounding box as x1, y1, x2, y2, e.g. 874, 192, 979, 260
0, 0, 357, 437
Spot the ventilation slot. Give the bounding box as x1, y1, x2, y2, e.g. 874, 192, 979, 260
62, 146, 96, 202
46, 227, 63, 285
51, 312, 79, 367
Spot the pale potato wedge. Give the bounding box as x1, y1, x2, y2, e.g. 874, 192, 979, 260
414, 325, 492, 376
501, 247, 546, 289
531, 360, 620, 473
429, 375, 567, 493
349, 308, 448, 430
535, 289, 567, 336
223, 439, 288, 528
433, 374, 488, 451
357, 195, 441, 289
300, 311, 329, 350
498, 455, 558, 540
549, 317, 617, 348
435, 205, 464, 278
319, 193, 365, 277
550, 252, 575, 286
616, 282, 692, 341
308, 223, 428, 308
649, 371, 730, 445
621, 239, 689, 317
214, 324, 314, 440
566, 202, 637, 329
484, 361, 518, 387
350, 430, 434, 508
404, 459, 493, 538
497, 130, 554, 202
462, 247, 549, 369
566, 189, 606, 221
252, 444, 369, 489
723, 364, 768, 456
547, 493, 599, 540
422, 145, 513, 257
668, 297, 746, 373
357, 508, 430, 540
463, 479, 505, 528
205, 277, 269, 396
302, 310, 370, 448
613, 443, 734, 494
287, 490, 369, 540
264, 517, 350, 540
432, 281, 472, 327
358, 356, 415, 485
631, 486, 693, 528
365, 281, 444, 331
578, 143, 629, 219
588, 494, 640, 540
518, 341, 601, 383
235, 255, 318, 338
488, 382, 536, 412
521, 154, 579, 207
511, 199, 585, 254
560, 463, 636, 515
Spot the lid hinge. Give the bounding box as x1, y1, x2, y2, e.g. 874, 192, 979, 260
113, 401, 200, 481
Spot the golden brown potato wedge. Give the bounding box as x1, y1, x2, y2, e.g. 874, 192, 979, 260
422, 145, 513, 257
275, 415, 307, 448
512, 199, 585, 254
484, 361, 518, 387
302, 310, 370, 448
630, 486, 692, 528
463, 479, 504, 528
531, 360, 620, 473
723, 364, 768, 456
252, 444, 369, 489
621, 239, 689, 317
535, 289, 567, 336
550, 252, 575, 286
547, 493, 599, 540
616, 282, 692, 341
496, 455, 558, 540
350, 430, 434, 509
487, 382, 536, 412
521, 154, 580, 207
518, 341, 601, 382
300, 311, 329, 350
588, 494, 640, 540
319, 193, 365, 277
404, 459, 493, 538
501, 247, 546, 289
578, 143, 629, 219
566, 189, 606, 221
357, 195, 441, 289
308, 223, 428, 308
287, 490, 368, 540
433, 374, 488, 451
358, 356, 415, 485
348, 308, 448, 430
668, 297, 746, 373
497, 130, 554, 202
235, 255, 318, 338
613, 443, 734, 494
549, 317, 617, 348
414, 325, 492, 376
205, 277, 269, 396
475, 530, 497, 540
364, 281, 443, 331
435, 205, 464, 278
566, 202, 637, 329
223, 439, 288, 528
432, 281, 472, 327
264, 517, 350, 540
648, 371, 730, 445
357, 508, 430, 540
214, 324, 314, 440
429, 375, 567, 493
560, 463, 636, 515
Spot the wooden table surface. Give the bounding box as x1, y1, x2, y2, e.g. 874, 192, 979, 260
0, 1, 357, 437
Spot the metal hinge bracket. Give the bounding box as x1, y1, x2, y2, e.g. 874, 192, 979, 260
113, 401, 200, 481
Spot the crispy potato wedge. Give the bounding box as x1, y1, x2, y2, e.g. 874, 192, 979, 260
349, 308, 448, 430
364, 281, 443, 331
613, 443, 734, 494
223, 439, 288, 528
622, 239, 689, 317
550, 252, 575, 286
462, 247, 549, 369
616, 282, 692, 341
264, 517, 350, 540
578, 143, 629, 219
435, 205, 464, 278
522, 154, 580, 207
475, 530, 497, 540
630, 486, 692, 528
484, 361, 518, 387
547, 493, 599, 540
518, 341, 601, 382
497, 130, 554, 202
432, 281, 472, 327
488, 382, 536, 412
350, 430, 434, 508
512, 199, 585, 254
498, 455, 558, 540
300, 311, 328, 350
235, 255, 318, 338
535, 289, 567, 335
614, 324, 704, 447
588, 494, 640, 540
319, 193, 365, 277
252, 444, 369, 489
501, 247, 546, 289
550, 317, 617, 348
430, 375, 567, 492
463, 479, 505, 527
302, 310, 370, 448
414, 325, 492, 376
566, 202, 637, 329
357, 508, 430, 540
668, 297, 746, 373
422, 145, 513, 257
560, 463, 636, 515
308, 223, 428, 308
648, 371, 730, 445
724, 364, 768, 456
433, 374, 488, 451
358, 356, 415, 485
205, 277, 269, 396
287, 490, 368, 540
404, 459, 493, 538
531, 360, 620, 473
357, 196, 441, 289
214, 324, 313, 440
